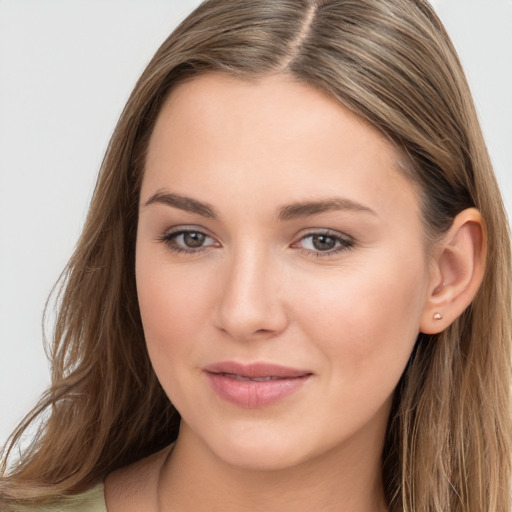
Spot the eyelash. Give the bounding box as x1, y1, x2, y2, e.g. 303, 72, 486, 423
158, 228, 218, 255
158, 228, 355, 257
294, 230, 355, 258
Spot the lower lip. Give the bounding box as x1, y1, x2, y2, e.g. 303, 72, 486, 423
205, 372, 310, 408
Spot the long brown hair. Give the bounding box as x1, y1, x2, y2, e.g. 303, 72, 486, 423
1, 1, 511, 510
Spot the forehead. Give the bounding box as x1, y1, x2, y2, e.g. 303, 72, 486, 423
149, 72, 391, 160
142, 73, 420, 223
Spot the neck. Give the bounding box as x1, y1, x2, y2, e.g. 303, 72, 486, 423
157, 425, 388, 512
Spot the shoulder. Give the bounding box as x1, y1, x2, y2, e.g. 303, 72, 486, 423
5, 484, 106, 512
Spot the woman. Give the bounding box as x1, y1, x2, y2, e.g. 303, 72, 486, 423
1, 0, 510, 510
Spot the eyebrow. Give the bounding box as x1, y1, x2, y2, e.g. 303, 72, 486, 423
278, 198, 377, 221
144, 191, 217, 218
144, 191, 377, 220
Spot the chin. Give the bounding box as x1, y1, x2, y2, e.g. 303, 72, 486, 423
198, 422, 325, 472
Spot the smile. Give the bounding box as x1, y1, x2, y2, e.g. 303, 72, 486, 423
203, 362, 313, 408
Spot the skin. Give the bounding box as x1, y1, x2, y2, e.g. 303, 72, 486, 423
106, 73, 443, 511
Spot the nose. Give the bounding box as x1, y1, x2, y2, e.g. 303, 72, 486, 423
213, 246, 289, 341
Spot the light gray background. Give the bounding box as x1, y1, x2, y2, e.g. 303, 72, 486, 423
1, 0, 511, 447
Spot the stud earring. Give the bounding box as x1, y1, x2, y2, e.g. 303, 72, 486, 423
433, 313, 443, 320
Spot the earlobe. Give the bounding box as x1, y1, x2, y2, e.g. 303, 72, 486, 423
420, 208, 487, 335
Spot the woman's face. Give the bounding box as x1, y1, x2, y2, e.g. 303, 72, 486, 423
136, 73, 434, 470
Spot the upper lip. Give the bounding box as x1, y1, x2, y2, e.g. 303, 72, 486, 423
203, 361, 313, 379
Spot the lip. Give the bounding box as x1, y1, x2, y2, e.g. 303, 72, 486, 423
203, 361, 313, 408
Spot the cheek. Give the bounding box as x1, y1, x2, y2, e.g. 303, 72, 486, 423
135, 248, 212, 368
293, 251, 428, 386
136, 268, 208, 410
137, 274, 192, 348
135, 248, 235, 408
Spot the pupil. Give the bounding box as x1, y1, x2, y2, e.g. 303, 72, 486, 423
184, 232, 205, 248
312, 234, 335, 251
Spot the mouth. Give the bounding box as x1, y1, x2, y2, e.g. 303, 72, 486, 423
203, 361, 313, 408
217, 373, 294, 382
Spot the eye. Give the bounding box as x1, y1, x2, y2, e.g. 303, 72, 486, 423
293, 231, 354, 257
159, 228, 219, 254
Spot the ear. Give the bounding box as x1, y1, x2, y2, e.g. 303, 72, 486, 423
420, 208, 487, 334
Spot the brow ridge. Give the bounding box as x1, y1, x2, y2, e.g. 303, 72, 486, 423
144, 191, 375, 221
278, 198, 377, 221
144, 191, 217, 218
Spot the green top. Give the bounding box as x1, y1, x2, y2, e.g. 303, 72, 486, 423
7, 484, 106, 512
